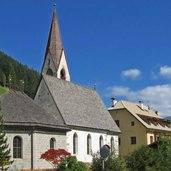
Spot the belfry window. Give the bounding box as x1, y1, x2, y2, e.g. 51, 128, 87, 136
60, 68, 66, 80
47, 68, 53, 76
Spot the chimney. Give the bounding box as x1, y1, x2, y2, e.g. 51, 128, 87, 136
139, 101, 144, 110
111, 98, 117, 107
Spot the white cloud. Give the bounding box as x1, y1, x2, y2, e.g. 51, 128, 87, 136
106, 84, 171, 117
160, 66, 171, 79
121, 69, 141, 79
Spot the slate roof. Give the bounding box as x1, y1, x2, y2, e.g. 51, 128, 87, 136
44, 8, 63, 70
109, 100, 171, 132
0, 90, 67, 130
43, 75, 120, 133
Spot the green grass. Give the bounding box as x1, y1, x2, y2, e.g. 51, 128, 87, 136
0, 86, 8, 95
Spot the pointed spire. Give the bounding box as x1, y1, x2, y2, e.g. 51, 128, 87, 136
45, 2, 63, 70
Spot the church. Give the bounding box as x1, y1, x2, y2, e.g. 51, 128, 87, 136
0, 4, 120, 170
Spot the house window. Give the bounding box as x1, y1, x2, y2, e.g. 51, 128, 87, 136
73, 133, 78, 154
131, 121, 135, 126
115, 120, 120, 127
87, 134, 92, 155
131, 136, 136, 144
150, 136, 153, 144
110, 137, 114, 152
119, 137, 121, 146
47, 68, 53, 76
13, 136, 22, 158
50, 138, 56, 149
99, 135, 104, 150
60, 68, 66, 80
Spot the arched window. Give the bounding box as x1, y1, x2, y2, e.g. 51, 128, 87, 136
60, 68, 66, 80
110, 137, 114, 152
47, 68, 53, 76
13, 136, 22, 158
87, 134, 92, 155
99, 135, 104, 150
50, 138, 56, 149
73, 133, 78, 154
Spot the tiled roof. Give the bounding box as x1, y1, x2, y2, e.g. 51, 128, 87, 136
43, 75, 120, 133
0, 90, 67, 130
109, 100, 171, 132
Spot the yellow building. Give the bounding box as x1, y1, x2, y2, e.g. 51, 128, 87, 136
109, 100, 171, 156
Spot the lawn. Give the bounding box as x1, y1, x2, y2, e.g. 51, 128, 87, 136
0, 86, 8, 95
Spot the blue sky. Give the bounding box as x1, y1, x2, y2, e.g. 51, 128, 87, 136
0, 0, 171, 117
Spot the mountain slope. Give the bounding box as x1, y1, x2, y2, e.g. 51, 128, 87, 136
0, 51, 40, 98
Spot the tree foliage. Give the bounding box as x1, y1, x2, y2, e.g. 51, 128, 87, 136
91, 152, 128, 171
56, 156, 88, 171
41, 149, 71, 167
0, 114, 12, 170
126, 137, 171, 171
0, 51, 40, 98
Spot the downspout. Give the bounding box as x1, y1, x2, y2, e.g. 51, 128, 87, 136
31, 128, 34, 169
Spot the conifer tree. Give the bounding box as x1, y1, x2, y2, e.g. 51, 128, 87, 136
0, 109, 12, 170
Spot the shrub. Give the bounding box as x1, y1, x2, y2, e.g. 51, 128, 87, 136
56, 156, 88, 171
126, 137, 171, 171
91, 152, 127, 171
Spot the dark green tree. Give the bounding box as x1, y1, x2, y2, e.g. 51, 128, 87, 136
0, 69, 6, 87
125, 137, 171, 171
0, 51, 40, 98
0, 109, 12, 170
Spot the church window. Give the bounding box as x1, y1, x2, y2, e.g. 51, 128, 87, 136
87, 134, 92, 155
50, 138, 56, 149
60, 68, 66, 80
99, 135, 104, 150
13, 136, 22, 158
110, 137, 114, 152
73, 133, 78, 154
47, 68, 53, 76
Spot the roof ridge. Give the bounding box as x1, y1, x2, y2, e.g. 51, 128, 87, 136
43, 74, 96, 93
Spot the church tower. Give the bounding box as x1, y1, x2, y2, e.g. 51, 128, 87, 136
41, 5, 70, 81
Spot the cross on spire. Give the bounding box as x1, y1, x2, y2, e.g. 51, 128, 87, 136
54, 0, 56, 7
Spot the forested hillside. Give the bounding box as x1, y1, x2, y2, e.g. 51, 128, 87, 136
0, 51, 40, 98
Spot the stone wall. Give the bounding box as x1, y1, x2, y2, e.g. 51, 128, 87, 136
7, 131, 67, 170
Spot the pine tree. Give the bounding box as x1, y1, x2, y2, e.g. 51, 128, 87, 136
0, 109, 12, 170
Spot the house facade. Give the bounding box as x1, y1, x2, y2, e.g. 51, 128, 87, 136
109, 100, 171, 156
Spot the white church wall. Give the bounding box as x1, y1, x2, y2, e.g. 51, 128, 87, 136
57, 50, 70, 81
67, 129, 119, 163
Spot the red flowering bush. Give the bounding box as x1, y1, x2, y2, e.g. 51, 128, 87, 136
41, 149, 71, 167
